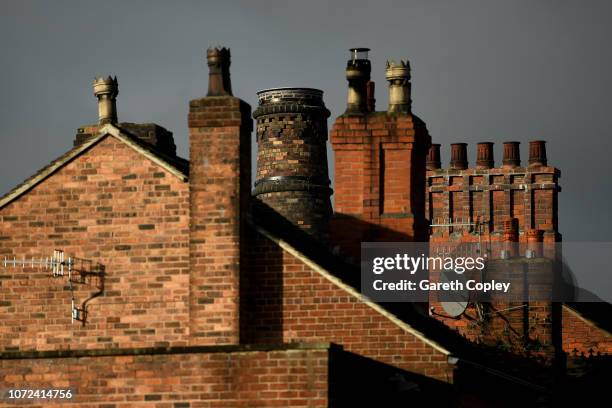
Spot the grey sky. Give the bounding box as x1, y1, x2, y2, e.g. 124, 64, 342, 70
1, 0, 611, 242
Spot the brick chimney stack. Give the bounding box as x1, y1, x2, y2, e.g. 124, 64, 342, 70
385, 60, 411, 113
476, 142, 494, 169
206, 46, 232, 96
252, 88, 332, 240
188, 46, 252, 345
502, 141, 521, 167
345, 48, 371, 114
331, 49, 431, 255
93, 76, 118, 125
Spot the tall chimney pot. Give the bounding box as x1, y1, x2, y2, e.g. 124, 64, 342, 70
528, 140, 547, 167
207, 46, 232, 96
450, 143, 468, 170
427, 143, 441, 170
476, 142, 494, 169
385, 59, 411, 113
93, 76, 118, 125
345, 48, 371, 114
502, 141, 521, 167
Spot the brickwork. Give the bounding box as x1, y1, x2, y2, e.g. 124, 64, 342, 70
426, 142, 564, 363
75, 123, 177, 157
562, 306, 611, 355
427, 142, 560, 243
242, 229, 453, 382
0, 136, 190, 352
73, 124, 101, 146
0, 345, 330, 407
188, 96, 252, 345
1, 46, 610, 405
330, 113, 430, 258
252, 88, 332, 240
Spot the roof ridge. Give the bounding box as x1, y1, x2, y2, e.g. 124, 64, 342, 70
0, 124, 188, 210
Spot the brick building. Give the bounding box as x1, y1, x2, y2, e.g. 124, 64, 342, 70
0, 47, 610, 407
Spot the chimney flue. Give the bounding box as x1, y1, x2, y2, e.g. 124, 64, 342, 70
528, 140, 547, 167
385, 59, 411, 113
93, 76, 118, 125
427, 143, 441, 170
476, 142, 494, 169
450, 143, 468, 170
253, 88, 332, 240
366, 80, 376, 112
345, 48, 371, 114
206, 46, 232, 96
502, 141, 521, 167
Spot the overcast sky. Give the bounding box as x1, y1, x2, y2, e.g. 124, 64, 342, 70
1, 0, 611, 243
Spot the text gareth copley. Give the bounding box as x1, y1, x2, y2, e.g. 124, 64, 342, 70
372, 279, 512, 293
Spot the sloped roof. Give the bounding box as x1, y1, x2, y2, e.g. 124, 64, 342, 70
247, 210, 464, 356
564, 303, 612, 334
248, 210, 560, 392
248, 218, 452, 356
0, 124, 189, 210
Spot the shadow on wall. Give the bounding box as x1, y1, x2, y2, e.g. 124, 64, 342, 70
242, 198, 455, 346
243, 198, 472, 344
329, 213, 425, 263
241, 198, 361, 344
241, 199, 612, 406
328, 346, 455, 407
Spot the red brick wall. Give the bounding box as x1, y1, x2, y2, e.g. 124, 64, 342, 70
0, 346, 329, 407
427, 165, 560, 243
243, 230, 453, 382
331, 149, 363, 215
330, 113, 430, 258
562, 306, 611, 355
426, 155, 562, 361
0, 136, 190, 352
188, 96, 252, 345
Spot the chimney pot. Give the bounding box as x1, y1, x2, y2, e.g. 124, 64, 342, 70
206, 46, 232, 96
427, 143, 441, 170
345, 47, 371, 114
385, 59, 411, 113
476, 142, 494, 169
93, 76, 118, 125
351, 48, 370, 61
450, 143, 468, 170
528, 140, 547, 166
502, 141, 521, 167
